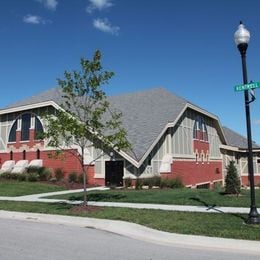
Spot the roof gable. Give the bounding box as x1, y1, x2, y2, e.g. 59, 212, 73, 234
3, 87, 251, 163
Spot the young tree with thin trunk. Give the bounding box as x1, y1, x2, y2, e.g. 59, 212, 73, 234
43, 50, 130, 206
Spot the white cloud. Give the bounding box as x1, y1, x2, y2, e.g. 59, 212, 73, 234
87, 0, 113, 13
23, 14, 51, 25
93, 18, 119, 35
36, 0, 58, 11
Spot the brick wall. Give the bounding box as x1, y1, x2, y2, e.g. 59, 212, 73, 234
241, 175, 260, 186
0, 149, 101, 186
161, 160, 223, 187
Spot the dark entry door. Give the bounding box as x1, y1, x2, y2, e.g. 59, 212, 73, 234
105, 161, 124, 187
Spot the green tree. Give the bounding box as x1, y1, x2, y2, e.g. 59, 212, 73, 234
225, 160, 241, 195
44, 50, 130, 205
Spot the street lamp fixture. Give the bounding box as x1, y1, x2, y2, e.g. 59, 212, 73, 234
234, 21, 260, 224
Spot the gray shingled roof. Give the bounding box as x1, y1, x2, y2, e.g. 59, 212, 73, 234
6, 87, 64, 109
222, 126, 260, 149
108, 88, 188, 160
3, 87, 258, 161
6, 87, 188, 161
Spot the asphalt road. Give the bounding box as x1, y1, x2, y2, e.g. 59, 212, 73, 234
0, 218, 259, 260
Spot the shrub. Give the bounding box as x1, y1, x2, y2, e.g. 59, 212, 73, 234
38, 167, 52, 181
54, 168, 64, 181
27, 172, 39, 182
17, 173, 27, 182
160, 177, 184, 189
27, 166, 41, 174
213, 181, 223, 192
124, 177, 132, 188
169, 177, 184, 188
78, 172, 87, 184
0, 172, 12, 180
135, 176, 161, 189
68, 171, 78, 183
0, 172, 21, 180
135, 178, 143, 190
225, 160, 241, 194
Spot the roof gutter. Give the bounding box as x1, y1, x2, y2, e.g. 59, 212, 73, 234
0, 101, 61, 115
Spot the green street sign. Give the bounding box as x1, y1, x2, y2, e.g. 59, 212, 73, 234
234, 81, 260, 92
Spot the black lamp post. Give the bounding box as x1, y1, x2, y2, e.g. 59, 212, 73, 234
234, 21, 260, 224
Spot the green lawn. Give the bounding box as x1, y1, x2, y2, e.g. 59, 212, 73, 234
0, 180, 65, 196
1, 182, 260, 240
0, 200, 260, 240
48, 188, 260, 208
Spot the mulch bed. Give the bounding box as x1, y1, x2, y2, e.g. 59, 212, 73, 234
70, 205, 104, 213
39, 180, 90, 190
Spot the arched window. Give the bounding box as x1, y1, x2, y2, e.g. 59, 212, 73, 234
36, 149, 40, 159
193, 116, 208, 142
10, 151, 13, 160
21, 113, 31, 141
23, 150, 26, 160
35, 117, 44, 140
8, 121, 17, 142
8, 113, 44, 143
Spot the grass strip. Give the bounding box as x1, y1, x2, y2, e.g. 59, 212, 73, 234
48, 188, 260, 208
0, 201, 260, 241
0, 181, 65, 196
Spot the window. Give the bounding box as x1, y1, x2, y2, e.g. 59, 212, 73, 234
23, 150, 26, 160
8, 113, 44, 143
8, 121, 17, 142
36, 149, 40, 159
147, 154, 152, 166
10, 151, 13, 160
21, 113, 31, 141
35, 117, 44, 140
193, 116, 208, 141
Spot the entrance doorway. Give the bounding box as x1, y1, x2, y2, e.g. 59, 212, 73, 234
105, 161, 124, 187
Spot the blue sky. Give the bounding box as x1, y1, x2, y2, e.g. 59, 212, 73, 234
0, 0, 260, 144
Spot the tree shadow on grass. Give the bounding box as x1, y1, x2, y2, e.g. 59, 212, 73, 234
68, 193, 127, 202
189, 197, 247, 222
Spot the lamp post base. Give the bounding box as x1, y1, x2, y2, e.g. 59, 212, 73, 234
246, 207, 260, 224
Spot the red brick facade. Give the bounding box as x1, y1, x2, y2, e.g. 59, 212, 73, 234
161, 160, 223, 187
0, 128, 98, 185
241, 175, 260, 187
0, 112, 258, 188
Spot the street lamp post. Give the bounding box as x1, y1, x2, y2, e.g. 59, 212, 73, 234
234, 21, 260, 224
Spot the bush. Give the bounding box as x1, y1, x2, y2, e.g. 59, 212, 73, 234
27, 172, 39, 182
135, 178, 143, 190
38, 167, 52, 181
0, 172, 21, 180
17, 173, 27, 182
124, 177, 132, 188
142, 177, 160, 189
0, 172, 12, 180
160, 178, 168, 189
169, 177, 184, 188
27, 166, 40, 174
160, 177, 184, 189
68, 172, 78, 183
78, 172, 86, 184
54, 168, 64, 181
225, 160, 241, 194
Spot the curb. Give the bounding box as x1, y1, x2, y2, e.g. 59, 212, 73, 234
0, 210, 260, 255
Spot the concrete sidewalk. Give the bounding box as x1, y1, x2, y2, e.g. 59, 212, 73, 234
0, 188, 259, 254
0, 187, 251, 214
0, 210, 259, 255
